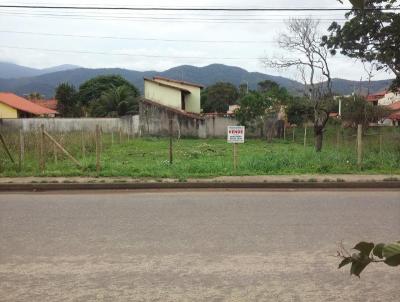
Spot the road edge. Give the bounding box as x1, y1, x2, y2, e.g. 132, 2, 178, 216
0, 181, 399, 192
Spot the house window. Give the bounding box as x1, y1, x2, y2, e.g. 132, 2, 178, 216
181, 92, 186, 111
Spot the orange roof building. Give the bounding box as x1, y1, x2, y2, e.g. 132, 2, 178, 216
0, 92, 58, 118
31, 99, 58, 111
388, 101, 400, 121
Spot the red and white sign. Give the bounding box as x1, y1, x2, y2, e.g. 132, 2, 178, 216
227, 126, 245, 143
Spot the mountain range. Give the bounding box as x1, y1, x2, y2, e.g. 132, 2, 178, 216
0, 62, 393, 98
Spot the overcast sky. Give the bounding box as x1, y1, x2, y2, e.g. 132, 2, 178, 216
0, 0, 395, 81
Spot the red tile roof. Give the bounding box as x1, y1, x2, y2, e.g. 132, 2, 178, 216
366, 91, 386, 102
388, 101, 400, 111
0, 92, 58, 115
153, 76, 205, 89
31, 99, 58, 110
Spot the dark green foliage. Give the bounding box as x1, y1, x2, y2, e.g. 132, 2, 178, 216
55, 82, 80, 117
78, 75, 139, 117
79, 75, 139, 107
340, 95, 391, 127
338, 241, 400, 277
324, 0, 400, 89
90, 85, 139, 117
201, 82, 239, 113
257, 80, 280, 93
286, 98, 314, 126
235, 92, 272, 128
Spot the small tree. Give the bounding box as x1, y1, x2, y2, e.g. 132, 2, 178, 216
27, 92, 43, 100
264, 18, 333, 152
340, 95, 391, 128
257, 80, 279, 93
78, 75, 139, 115
235, 92, 272, 129
55, 83, 80, 117
286, 98, 314, 126
201, 82, 239, 113
90, 85, 139, 117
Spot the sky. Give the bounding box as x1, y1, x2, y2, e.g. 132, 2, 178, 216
0, 0, 395, 82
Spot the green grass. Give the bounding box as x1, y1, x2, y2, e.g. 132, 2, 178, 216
1, 127, 399, 178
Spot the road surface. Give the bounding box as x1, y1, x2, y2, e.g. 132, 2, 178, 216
0, 190, 399, 301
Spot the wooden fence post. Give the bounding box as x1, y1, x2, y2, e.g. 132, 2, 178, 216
169, 120, 173, 165
303, 126, 307, 148
292, 127, 295, 142
111, 132, 114, 146
357, 124, 363, 168
53, 134, 58, 164
43, 130, 82, 168
233, 143, 238, 173
96, 125, 101, 173
100, 127, 103, 154
379, 128, 383, 155
19, 129, 24, 169
119, 127, 122, 144
81, 130, 86, 158
283, 126, 286, 140
0, 132, 14, 163
40, 124, 45, 172
336, 127, 340, 150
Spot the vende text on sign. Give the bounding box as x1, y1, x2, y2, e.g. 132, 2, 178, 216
227, 126, 245, 143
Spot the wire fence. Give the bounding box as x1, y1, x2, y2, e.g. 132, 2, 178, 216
0, 124, 399, 177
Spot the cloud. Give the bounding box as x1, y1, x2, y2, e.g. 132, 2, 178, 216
0, 0, 394, 80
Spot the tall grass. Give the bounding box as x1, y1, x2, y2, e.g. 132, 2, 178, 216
0, 126, 399, 177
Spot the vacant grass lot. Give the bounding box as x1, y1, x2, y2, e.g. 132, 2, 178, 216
1, 126, 399, 177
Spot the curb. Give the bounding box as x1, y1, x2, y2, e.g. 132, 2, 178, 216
0, 181, 399, 192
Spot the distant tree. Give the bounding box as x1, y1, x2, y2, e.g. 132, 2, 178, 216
235, 92, 273, 128
257, 80, 279, 93
90, 85, 139, 117
27, 92, 43, 100
238, 83, 249, 98
55, 83, 80, 117
78, 75, 139, 114
286, 98, 314, 126
201, 82, 239, 113
340, 95, 391, 128
324, 0, 400, 90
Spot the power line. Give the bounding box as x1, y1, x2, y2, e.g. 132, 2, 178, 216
0, 45, 261, 60
0, 30, 276, 44
0, 44, 350, 61
0, 11, 346, 23
0, 4, 398, 11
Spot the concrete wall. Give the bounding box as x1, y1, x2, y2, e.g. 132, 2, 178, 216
139, 100, 240, 138
144, 80, 182, 111
139, 100, 203, 137
0, 116, 140, 135
154, 78, 201, 114
0, 102, 18, 119
1, 106, 247, 139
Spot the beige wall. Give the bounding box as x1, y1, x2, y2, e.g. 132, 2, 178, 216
144, 80, 182, 110
378, 92, 400, 106
0, 102, 18, 118
153, 79, 201, 114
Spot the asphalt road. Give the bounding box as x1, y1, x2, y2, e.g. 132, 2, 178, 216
0, 190, 399, 301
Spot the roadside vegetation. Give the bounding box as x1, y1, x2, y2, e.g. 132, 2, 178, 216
1, 126, 399, 178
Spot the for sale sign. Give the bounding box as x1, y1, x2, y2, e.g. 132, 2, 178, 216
227, 126, 245, 143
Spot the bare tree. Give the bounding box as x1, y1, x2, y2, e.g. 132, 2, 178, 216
263, 18, 333, 152
362, 61, 378, 96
